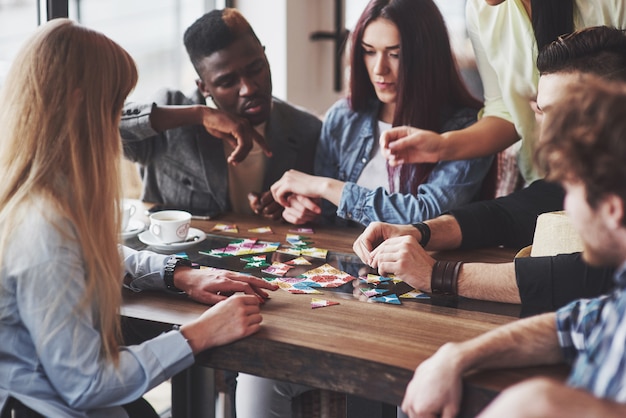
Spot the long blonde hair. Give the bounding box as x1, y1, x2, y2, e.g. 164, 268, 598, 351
0, 19, 138, 364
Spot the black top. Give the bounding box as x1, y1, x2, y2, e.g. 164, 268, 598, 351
449, 179, 615, 317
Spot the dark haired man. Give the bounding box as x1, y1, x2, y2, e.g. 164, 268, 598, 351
403, 76, 626, 418
120, 8, 321, 220
354, 27, 626, 317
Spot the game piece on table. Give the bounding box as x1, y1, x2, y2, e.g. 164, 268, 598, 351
311, 298, 340, 309
240, 255, 269, 269
369, 294, 402, 305
263, 277, 322, 294
277, 247, 302, 256
285, 256, 312, 266
261, 262, 293, 277
289, 227, 315, 234
248, 226, 273, 234
301, 264, 355, 288
286, 234, 313, 247
211, 223, 239, 233
399, 290, 431, 299
300, 247, 328, 259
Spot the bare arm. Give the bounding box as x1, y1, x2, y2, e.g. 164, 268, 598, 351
382, 116, 519, 165
402, 313, 562, 417
150, 104, 271, 164
458, 262, 520, 304
479, 377, 626, 418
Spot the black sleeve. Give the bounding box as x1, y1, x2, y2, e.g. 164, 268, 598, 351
515, 252, 615, 317
449, 180, 565, 250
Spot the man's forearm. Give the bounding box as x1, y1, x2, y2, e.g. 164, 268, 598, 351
457, 262, 521, 303
150, 105, 206, 132
455, 312, 562, 373
424, 214, 463, 250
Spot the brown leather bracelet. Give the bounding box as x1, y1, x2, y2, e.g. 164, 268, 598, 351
430, 260, 463, 295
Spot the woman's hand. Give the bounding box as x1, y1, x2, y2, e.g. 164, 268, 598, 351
174, 266, 278, 305
180, 294, 264, 353
271, 169, 345, 208
380, 126, 444, 166
281, 194, 322, 225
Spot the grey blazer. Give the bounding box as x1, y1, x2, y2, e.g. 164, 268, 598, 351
120, 88, 321, 214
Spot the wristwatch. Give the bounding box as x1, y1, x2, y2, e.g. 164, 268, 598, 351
163, 256, 192, 293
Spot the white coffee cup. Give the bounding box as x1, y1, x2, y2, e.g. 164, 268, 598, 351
121, 201, 137, 232
149, 210, 191, 243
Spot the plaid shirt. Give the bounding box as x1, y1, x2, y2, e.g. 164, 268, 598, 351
556, 263, 626, 401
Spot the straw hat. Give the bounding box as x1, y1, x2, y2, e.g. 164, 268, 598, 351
515, 211, 584, 258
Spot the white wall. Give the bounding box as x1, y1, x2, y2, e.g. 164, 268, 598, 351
237, 0, 344, 118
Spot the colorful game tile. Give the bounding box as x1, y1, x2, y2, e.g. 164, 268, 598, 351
174, 252, 189, 259
261, 262, 293, 277
359, 287, 388, 298
300, 247, 328, 259
285, 256, 312, 266
289, 227, 315, 234
276, 247, 303, 256
248, 226, 273, 234
399, 290, 431, 299
369, 294, 402, 305
248, 242, 281, 254
263, 278, 322, 294
311, 298, 340, 309
286, 234, 313, 247
201, 239, 279, 258
211, 223, 239, 233
240, 255, 269, 269
301, 264, 355, 288
362, 274, 395, 284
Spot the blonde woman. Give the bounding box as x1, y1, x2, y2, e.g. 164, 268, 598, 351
0, 19, 272, 417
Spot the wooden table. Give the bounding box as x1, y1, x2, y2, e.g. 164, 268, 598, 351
122, 212, 569, 417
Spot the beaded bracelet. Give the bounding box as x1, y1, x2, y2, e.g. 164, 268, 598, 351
430, 260, 463, 295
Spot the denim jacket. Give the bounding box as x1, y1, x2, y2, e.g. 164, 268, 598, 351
315, 98, 493, 225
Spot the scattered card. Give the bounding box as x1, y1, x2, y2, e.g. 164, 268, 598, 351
263, 277, 322, 294
211, 223, 239, 233
240, 255, 269, 269
369, 294, 402, 305
311, 298, 340, 309
301, 264, 355, 288
276, 247, 302, 256
399, 290, 431, 299
289, 227, 315, 234
286, 234, 313, 247
248, 226, 273, 234
261, 262, 293, 277
300, 247, 328, 259
285, 256, 312, 266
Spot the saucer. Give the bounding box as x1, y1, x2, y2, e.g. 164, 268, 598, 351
138, 227, 206, 252
121, 219, 146, 240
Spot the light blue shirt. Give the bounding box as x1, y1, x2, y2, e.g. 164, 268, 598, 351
556, 262, 626, 401
315, 98, 493, 225
0, 199, 194, 417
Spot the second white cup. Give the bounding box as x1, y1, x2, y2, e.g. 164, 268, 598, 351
149, 210, 191, 244
121, 200, 137, 232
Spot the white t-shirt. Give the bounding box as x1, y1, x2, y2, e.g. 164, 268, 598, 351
356, 120, 392, 191
223, 122, 268, 214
